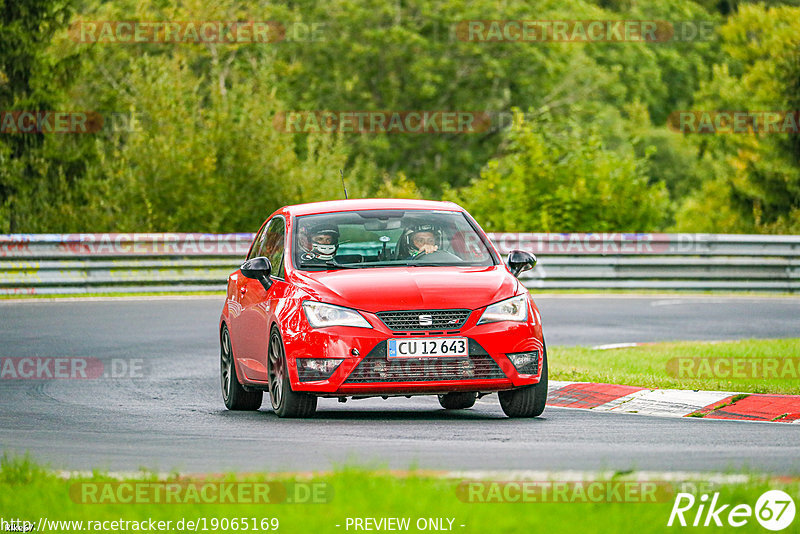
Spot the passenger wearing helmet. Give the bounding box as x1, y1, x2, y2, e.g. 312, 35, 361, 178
299, 223, 340, 261
397, 223, 443, 259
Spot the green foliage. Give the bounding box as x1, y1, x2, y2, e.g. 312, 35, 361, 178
0, 452, 47, 485
673, 4, 800, 233
77, 52, 365, 232
445, 111, 668, 232
552, 337, 800, 394
2, 457, 793, 534
32, 0, 381, 232
0, 0, 85, 232
273, 0, 717, 195
1, 0, 799, 234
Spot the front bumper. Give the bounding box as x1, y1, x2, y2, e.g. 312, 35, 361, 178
286, 307, 544, 396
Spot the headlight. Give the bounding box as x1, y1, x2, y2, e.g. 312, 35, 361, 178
477, 295, 529, 325
302, 301, 372, 329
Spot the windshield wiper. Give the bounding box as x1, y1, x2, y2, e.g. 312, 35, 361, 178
300, 260, 361, 270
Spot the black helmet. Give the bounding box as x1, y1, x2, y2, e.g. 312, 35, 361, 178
399, 223, 443, 258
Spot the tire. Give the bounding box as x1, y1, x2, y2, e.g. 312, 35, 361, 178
498, 341, 548, 418
438, 392, 477, 410
268, 326, 317, 418
220, 324, 263, 410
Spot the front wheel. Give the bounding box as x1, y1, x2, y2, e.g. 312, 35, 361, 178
498, 342, 548, 418
220, 324, 263, 410
268, 327, 317, 418
438, 392, 477, 410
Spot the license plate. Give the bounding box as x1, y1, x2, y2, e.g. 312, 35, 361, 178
387, 337, 468, 359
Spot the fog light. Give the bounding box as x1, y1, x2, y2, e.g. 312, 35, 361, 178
296, 358, 344, 382
507, 351, 539, 375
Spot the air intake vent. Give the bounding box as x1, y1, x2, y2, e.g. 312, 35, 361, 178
377, 309, 471, 331
344, 340, 507, 383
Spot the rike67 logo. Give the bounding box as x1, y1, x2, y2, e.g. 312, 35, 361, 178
668, 490, 796, 531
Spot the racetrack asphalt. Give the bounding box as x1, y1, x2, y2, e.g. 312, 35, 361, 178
1, 295, 798, 474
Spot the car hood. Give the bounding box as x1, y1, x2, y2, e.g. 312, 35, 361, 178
292, 265, 519, 313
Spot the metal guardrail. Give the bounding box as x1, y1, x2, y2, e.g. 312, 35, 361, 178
1, 232, 798, 294
488, 233, 800, 291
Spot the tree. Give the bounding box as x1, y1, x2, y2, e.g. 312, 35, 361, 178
673, 4, 800, 232
28, 0, 380, 232
444, 111, 668, 232
0, 0, 83, 232
271, 0, 713, 197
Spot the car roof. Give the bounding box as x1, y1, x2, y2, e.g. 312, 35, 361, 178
282, 198, 463, 217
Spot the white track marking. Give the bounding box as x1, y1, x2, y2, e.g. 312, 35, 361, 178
596, 389, 739, 417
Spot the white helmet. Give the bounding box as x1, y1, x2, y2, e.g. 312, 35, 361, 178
303, 224, 340, 260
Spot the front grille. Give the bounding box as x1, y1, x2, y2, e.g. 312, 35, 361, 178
377, 309, 471, 331
343, 340, 507, 383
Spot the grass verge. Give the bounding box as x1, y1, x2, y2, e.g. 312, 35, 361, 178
550, 338, 800, 395
1, 455, 797, 534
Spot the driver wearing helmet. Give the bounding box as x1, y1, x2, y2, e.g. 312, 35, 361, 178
397, 223, 443, 259
299, 222, 340, 261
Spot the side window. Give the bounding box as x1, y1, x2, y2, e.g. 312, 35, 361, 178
260, 217, 286, 278
247, 222, 268, 261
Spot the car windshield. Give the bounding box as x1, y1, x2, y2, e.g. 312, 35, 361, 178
293, 209, 496, 270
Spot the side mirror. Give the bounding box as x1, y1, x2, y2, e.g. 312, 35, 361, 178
506, 250, 537, 277
240, 256, 273, 290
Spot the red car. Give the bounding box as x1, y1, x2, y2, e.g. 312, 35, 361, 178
219, 199, 546, 418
